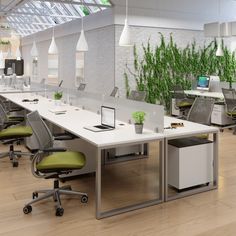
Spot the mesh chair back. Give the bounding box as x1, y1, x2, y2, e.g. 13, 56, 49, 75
110, 87, 119, 97
222, 88, 236, 112
172, 85, 186, 99
187, 97, 215, 125
27, 111, 54, 150
0, 104, 8, 124
128, 90, 146, 102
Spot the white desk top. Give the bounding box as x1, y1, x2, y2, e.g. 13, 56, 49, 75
164, 116, 218, 139
184, 90, 224, 99
0, 86, 50, 94
1, 93, 164, 148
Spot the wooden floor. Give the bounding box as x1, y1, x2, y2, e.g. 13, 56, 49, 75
0, 130, 236, 236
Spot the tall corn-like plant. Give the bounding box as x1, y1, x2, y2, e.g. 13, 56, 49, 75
125, 34, 236, 113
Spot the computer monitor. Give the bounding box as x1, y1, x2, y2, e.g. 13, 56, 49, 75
197, 76, 210, 91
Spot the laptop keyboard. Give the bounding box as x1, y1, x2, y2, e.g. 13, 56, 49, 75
94, 125, 109, 129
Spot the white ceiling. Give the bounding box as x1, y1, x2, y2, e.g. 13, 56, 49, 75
112, 0, 236, 22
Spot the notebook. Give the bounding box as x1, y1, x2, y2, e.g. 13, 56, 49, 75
49, 108, 67, 114
84, 106, 115, 132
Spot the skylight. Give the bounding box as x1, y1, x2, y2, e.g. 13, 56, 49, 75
4, 0, 112, 37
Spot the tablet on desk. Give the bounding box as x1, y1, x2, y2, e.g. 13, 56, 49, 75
84, 106, 115, 132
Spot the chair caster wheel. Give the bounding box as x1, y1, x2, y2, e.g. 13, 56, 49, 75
32, 192, 38, 199
55, 207, 64, 216
23, 205, 32, 214
81, 195, 88, 203
12, 161, 18, 167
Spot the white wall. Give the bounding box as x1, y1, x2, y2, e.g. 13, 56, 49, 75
22, 10, 115, 94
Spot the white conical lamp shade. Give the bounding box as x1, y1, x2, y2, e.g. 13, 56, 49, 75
48, 36, 58, 54
31, 41, 38, 57
16, 47, 21, 60
76, 30, 88, 52
216, 40, 223, 56
119, 19, 133, 47
0, 51, 4, 69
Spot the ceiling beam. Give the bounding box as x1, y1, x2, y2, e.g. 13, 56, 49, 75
0, 10, 81, 18
2, 20, 55, 26
40, 0, 112, 8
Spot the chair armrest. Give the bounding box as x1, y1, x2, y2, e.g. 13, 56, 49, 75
43, 147, 67, 152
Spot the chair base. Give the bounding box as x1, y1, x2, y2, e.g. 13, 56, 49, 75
23, 179, 88, 216
0, 144, 33, 167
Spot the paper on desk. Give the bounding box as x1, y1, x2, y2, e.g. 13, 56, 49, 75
48, 108, 67, 114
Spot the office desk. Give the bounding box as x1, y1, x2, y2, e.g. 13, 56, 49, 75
1, 92, 165, 219
184, 90, 224, 99
164, 116, 219, 201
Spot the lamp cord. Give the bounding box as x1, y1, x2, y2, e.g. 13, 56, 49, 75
81, 0, 84, 30
126, 0, 128, 19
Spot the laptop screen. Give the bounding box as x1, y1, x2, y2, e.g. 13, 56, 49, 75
101, 106, 115, 128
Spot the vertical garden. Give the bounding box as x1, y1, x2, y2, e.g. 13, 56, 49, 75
124, 33, 236, 113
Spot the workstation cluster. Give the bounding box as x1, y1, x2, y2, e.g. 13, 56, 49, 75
172, 75, 236, 133
0, 79, 218, 219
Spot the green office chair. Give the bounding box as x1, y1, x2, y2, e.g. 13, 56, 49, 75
0, 104, 33, 167
172, 85, 193, 119
0, 103, 24, 127
222, 88, 236, 134
23, 110, 88, 217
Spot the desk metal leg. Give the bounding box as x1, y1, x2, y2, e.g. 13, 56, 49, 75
213, 132, 219, 187
96, 147, 102, 219
95, 140, 164, 219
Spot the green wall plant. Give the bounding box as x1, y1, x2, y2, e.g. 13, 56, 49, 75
125, 34, 236, 113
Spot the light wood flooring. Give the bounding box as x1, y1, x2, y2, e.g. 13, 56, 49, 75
0, 130, 235, 236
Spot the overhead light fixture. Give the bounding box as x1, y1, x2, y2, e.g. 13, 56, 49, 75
30, 41, 38, 58
216, 0, 223, 56
48, 28, 58, 54
119, 0, 133, 47
0, 51, 4, 69
16, 47, 21, 60
76, 0, 88, 52
216, 39, 224, 56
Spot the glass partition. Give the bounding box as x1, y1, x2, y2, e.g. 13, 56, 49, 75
48, 54, 59, 85
75, 52, 85, 88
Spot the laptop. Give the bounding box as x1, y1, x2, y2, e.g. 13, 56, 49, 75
84, 106, 115, 132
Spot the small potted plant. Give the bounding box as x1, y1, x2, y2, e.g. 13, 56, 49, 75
54, 91, 63, 105
132, 111, 146, 134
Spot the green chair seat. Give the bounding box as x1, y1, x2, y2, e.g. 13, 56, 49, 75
0, 126, 33, 139
227, 112, 236, 117
37, 151, 86, 171
195, 134, 209, 139
177, 101, 192, 108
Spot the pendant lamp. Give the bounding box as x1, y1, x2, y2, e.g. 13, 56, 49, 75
48, 28, 58, 55
16, 47, 21, 60
119, 0, 133, 47
216, 0, 223, 56
76, 0, 88, 52
31, 41, 38, 58
216, 38, 223, 57
0, 51, 4, 69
